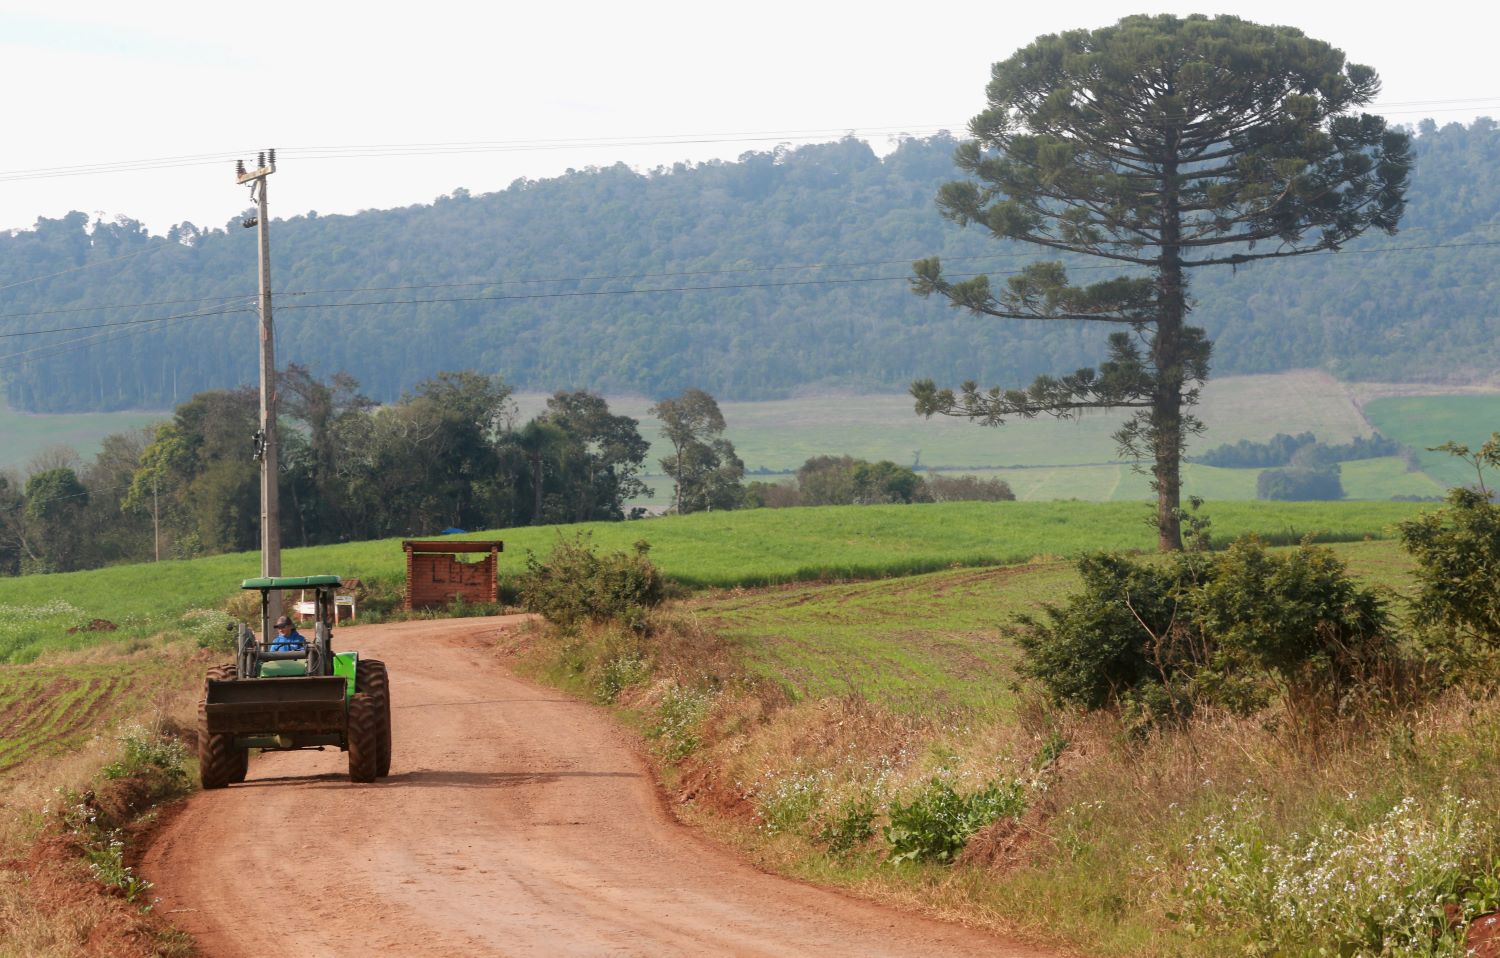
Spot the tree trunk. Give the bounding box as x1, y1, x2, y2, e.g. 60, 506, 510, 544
1153, 136, 1186, 552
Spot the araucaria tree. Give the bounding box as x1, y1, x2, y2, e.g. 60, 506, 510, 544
911, 14, 1410, 550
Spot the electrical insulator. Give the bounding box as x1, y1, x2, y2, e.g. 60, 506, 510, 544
258, 151, 266, 167
268, 148, 276, 164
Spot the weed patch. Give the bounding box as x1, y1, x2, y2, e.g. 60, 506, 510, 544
884, 776, 1028, 865
1174, 792, 1497, 956
649, 682, 716, 759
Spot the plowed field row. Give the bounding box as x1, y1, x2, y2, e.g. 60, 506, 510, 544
0, 663, 175, 773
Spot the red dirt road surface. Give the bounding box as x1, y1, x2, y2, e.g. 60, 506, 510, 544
142, 617, 1057, 957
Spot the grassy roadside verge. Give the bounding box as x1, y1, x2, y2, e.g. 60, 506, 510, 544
505, 539, 1500, 957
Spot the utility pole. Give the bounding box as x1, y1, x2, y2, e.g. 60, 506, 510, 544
236, 149, 281, 618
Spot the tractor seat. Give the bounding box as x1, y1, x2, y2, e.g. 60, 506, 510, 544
259, 660, 309, 678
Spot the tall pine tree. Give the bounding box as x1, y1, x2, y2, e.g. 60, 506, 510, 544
911, 14, 1410, 549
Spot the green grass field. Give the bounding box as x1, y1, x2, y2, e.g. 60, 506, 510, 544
1363, 394, 1500, 489
0, 499, 1429, 665
688, 538, 1420, 715
0, 401, 164, 473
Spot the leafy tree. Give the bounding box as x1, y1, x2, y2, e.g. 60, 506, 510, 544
80, 429, 154, 566
796, 456, 928, 505
0, 475, 21, 575
651, 388, 743, 513
408, 371, 515, 530
796, 455, 860, 507
910, 14, 1410, 549
853, 460, 927, 504
279, 363, 373, 544
527, 391, 652, 523
22, 467, 90, 572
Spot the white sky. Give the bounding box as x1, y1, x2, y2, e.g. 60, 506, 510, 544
1, 0, 1496, 235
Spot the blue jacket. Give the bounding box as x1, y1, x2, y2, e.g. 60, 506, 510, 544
270, 628, 306, 652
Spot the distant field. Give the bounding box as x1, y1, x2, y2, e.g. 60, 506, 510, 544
904, 456, 1437, 503
689, 538, 1419, 715
1364, 394, 1500, 489
0, 401, 164, 473
524, 370, 1477, 502
0, 500, 1429, 664
518, 369, 1375, 475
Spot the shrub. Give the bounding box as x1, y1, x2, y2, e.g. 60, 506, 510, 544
1398, 434, 1500, 650
1017, 538, 1392, 721
1017, 552, 1190, 713
883, 776, 1027, 864
1193, 538, 1390, 709
519, 534, 664, 630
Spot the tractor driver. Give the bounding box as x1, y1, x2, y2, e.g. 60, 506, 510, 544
269, 614, 307, 652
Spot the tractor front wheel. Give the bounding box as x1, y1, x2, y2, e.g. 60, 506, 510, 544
199, 663, 249, 788
356, 658, 392, 777
346, 693, 379, 783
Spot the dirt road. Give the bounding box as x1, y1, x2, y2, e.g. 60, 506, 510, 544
142, 617, 1055, 957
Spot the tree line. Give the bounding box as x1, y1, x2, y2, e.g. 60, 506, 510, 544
0, 369, 1026, 576
0, 371, 745, 576
0, 117, 1497, 415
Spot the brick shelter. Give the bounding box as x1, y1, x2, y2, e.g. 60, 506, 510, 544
402, 540, 503, 610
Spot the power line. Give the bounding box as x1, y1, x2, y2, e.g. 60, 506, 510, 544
0, 126, 961, 184
0, 299, 253, 340
0, 304, 250, 372
0, 242, 172, 294
2, 94, 1495, 184
0, 292, 253, 323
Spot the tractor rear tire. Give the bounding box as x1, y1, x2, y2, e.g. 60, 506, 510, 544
356, 659, 392, 777
346, 692, 379, 784
200, 664, 248, 788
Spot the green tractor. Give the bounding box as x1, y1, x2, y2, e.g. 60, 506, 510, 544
198, 576, 392, 787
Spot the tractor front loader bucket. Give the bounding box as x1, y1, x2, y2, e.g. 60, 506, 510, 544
204, 677, 348, 739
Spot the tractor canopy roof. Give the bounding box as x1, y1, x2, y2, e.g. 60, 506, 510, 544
241, 575, 342, 590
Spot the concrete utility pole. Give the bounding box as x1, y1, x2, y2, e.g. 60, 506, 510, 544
236, 150, 281, 617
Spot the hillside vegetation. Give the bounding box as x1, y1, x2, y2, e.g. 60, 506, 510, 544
3, 120, 1499, 413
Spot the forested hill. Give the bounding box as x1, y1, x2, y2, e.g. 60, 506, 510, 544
3, 118, 1499, 412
